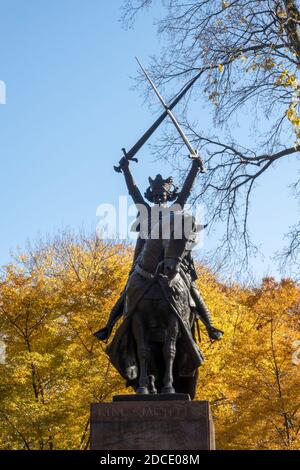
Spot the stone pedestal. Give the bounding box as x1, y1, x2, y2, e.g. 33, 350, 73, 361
90, 395, 215, 450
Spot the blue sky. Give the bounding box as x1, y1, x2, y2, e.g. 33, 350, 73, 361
0, 0, 298, 282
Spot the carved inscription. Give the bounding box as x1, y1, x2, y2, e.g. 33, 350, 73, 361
91, 402, 207, 422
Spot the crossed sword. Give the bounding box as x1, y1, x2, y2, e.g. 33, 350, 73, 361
114, 58, 205, 173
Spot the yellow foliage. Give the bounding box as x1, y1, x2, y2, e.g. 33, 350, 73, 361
276, 70, 300, 140
0, 234, 131, 450
222, 1, 230, 9
195, 273, 300, 449
0, 236, 299, 449
277, 8, 287, 19
286, 103, 300, 138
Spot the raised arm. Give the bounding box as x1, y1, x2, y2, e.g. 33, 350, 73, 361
119, 157, 146, 206
175, 157, 203, 208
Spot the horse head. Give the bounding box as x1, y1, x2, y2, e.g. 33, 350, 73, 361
137, 209, 198, 280
163, 211, 197, 280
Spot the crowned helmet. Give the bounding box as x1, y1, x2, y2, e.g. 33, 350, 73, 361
144, 174, 179, 203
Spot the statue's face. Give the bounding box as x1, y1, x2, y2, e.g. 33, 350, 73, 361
148, 175, 173, 205
152, 189, 168, 205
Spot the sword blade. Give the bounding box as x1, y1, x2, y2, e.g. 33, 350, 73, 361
118, 68, 202, 163
135, 57, 198, 158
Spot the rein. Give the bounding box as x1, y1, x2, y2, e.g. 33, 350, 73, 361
135, 260, 165, 280
135, 264, 155, 280
164, 256, 183, 263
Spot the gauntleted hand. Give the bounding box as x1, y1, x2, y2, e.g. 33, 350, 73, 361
207, 326, 224, 341
191, 154, 206, 172
119, 156, 130, 171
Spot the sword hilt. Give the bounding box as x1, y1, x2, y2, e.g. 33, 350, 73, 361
189, 151, 206, 173
114, 148, 138, 173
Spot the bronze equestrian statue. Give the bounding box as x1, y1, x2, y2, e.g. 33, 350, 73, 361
95, 156, 223, 398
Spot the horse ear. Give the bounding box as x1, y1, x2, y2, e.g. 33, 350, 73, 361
149, 177, 153, 184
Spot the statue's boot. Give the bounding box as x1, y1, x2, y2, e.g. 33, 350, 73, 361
191, 284, 224, 340
94, 326, 112, 341
94, 292, 125, 341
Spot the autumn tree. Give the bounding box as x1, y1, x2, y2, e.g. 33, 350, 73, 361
0, 233, 131, 450
196, 271, 300, 449
122, 0, 300, 271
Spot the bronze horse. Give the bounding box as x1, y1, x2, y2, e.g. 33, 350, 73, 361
106, 213, 204, 398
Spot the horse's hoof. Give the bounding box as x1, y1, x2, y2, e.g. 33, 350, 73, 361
137, 387, 149, 394
148, 375, 157, 394
161, 386, 175, 394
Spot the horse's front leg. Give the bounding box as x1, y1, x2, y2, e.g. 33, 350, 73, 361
162, 314, 179, 394
131, 310, 150, 394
